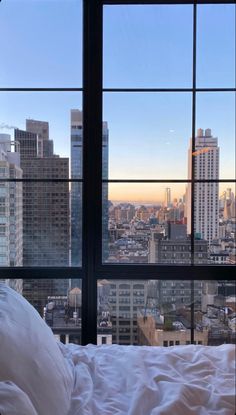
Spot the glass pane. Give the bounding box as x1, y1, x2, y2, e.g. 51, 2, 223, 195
104, 183, 194, 264
0, 180, 82, 267
193, 181, 236, 265
0, 0, 82, 87
196, 93, 235, 179
195, 280, 236, 345
0, 92, 82, 178
197, 5, 236, 88
97, 279, 194, 346
0, 279, 82, 344
103, 5, 193, 88
103, 93, 192, 179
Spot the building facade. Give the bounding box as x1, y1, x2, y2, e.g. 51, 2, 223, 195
15, 121, 70, 313
70, 110, 109, 265
0, 134, 23, 267
187, 128, 219, 245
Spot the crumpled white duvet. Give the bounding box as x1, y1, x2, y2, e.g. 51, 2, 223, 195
60, 343, 236, 415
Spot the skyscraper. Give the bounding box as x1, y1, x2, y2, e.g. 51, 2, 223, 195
0, 134, 23, 294
70, 110, 109, 264
26, 119, 53, 157
15, 121, 70, 313
0, 134, 23, 267
164, 187, 171, 208
71, 110, 83, 267
187, 128, 219, 245
15, 125, 70, 267
102, 121, 109, 262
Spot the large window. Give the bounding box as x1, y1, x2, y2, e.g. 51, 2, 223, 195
0, 0, 235, 346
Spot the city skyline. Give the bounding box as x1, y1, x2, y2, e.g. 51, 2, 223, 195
0, 114, 234, 202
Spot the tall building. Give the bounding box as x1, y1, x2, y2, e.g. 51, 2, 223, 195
70, 110, 83, 267
15, 121, 70, 314
70, 110, 109, 265
0, 134, 23, 267
222, 188, 235, 220
26, 119, 53, 157
187, 128, 219, 245
108, 280, 148, 345
164, 187, 171, 208
0, 134, 23, 294
102, 121, 109, 262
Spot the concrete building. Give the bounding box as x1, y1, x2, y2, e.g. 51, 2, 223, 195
70, 110, 83, 267
149, 230, 208, 265
187, 128, 219, 245
137, 311, 208, 346
26, 119, 53, 158
0, 134, 23, 267
0, 134, 23, 294
44, 287, 82, 344
108, 280, 148, 345
44, 285, 112, 345
15, 121, 70, 314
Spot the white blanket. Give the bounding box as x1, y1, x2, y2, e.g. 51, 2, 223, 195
60, 343, 236, 415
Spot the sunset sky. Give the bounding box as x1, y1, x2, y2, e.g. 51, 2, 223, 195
0, 1, 235, 202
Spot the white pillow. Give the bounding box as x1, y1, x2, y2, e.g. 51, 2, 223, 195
0, 283, 73, 415
0, 381, 38, 415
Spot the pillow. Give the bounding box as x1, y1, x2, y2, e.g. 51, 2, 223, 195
0, 381, 37, 415
0, 283, 73, 415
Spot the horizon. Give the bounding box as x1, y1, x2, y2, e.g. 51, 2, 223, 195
0, 118, 235, 202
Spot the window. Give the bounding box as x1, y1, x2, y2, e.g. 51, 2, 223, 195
102, 336, 107, 345
0, 0, 235, 347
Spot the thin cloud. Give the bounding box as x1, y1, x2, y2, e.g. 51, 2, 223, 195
0, 123, 18, 130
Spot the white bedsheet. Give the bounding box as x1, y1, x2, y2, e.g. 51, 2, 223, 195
60, 343, 236, 415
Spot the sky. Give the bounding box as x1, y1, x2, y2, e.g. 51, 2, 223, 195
0, 1, 235, 202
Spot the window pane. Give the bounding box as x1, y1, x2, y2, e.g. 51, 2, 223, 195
0, 92, 82, 178
197, 5, 235, 88
196, 93, 235, 179
97, 279, 195, 346
103, 5, 193, 88
104, 183, 193, 264
195, 280, 236, 345
0, 180, 82, 267
0, 0, 82, 87
193, 181, 236, 265
1, 279, 82, 345
103, 93, 192, 180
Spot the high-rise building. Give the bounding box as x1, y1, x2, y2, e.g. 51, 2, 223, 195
102, 121, 109, 262
164, 187, 171, 208
15, 121, 70, 314
14, 129, 38, 159
108, 280, 148, 345
70, 110, 83, 267
0, 134, 23, 267
26, 119, 53, 157
70, 110, 109, 265
222, 188, 235, 220
187, 128, 219, 245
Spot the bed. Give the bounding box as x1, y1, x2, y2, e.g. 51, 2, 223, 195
0, 284, 235, 415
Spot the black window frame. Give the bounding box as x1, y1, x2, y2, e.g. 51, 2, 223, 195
0, 0, 235, 346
